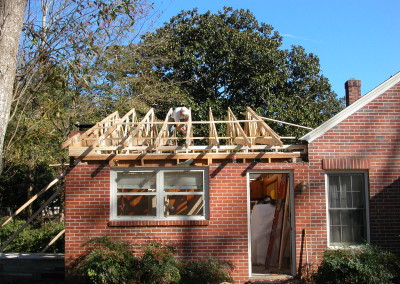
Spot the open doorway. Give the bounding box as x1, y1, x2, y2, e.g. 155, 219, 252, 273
248, 172, 293, 276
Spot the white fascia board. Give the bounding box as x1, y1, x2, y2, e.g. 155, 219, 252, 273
300, 71, 400, 143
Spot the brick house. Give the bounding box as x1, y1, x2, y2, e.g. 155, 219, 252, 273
63, 72, 400, 283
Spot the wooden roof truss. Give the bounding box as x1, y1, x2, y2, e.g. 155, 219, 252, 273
63, 107, 307, 164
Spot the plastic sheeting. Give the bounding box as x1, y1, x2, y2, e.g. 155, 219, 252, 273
251, 203, 275, 265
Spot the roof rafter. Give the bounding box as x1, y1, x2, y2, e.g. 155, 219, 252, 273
63, 107, 306, 162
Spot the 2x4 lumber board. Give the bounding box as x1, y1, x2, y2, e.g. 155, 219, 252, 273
116, 119, 265, 125
41, 229, 65, 253
208, 108, 220, 146
62, 111, 120, 148
228, 108, 252, 146
260, 115, 313, 130
120, 108, 138, 137
185, 108, 193, 146
246, 107, 283, 146
122, 108, 155, 147
69, 144, 307, 157
155, 108, 173, 147
0, 185, 64, 252
73, 151, 305, 161
83, 111, 120, 139
61, 133, 81, 149
1, 176, 64, 227
90, 123, 119, 147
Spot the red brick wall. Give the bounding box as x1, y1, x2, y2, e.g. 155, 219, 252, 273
65, 162, 309, 283
65, 82, 400, 282
309, 82, 400, 257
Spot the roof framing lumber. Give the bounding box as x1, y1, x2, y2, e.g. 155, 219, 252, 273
63, 107, 306, 162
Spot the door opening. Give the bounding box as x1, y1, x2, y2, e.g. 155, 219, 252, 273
249, 172, 292, 276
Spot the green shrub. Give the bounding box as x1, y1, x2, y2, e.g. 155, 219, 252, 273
136, 241, 181, 284
74, 236, 137, 284
0, 219, 64, 252
180, 255, 234, 284
313, 243, 400, 284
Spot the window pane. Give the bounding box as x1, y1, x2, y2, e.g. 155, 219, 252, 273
352, 175, 364, 208
328, 173, 367, 245
164, 172, 203, 192
164, 195, 204, 216
117, 195, 156, 216
329, 176, 340, 208
340, 175, 351, 208
117, 172, 156, 192
330, 226, 341, 243
330, 210, 340, 226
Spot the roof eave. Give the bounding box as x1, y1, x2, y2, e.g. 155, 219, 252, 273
300, 71, 400, 143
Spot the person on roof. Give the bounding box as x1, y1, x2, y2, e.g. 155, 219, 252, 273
168, 107, 190, 138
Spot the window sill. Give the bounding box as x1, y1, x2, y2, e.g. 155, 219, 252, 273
108, 219, 210, 227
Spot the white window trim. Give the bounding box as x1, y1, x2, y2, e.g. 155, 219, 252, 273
325, 171, 370, 248
110, 167, 209, 221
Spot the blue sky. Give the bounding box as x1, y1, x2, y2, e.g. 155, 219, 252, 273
149, 0, 399, 99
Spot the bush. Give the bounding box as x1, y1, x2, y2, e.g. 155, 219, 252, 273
71, 237, 235, 284
180, 255, 234, 284
0, 219, 64, 252
136, 241, 181, 284
312, 243, 400, 284
74, 236, 137, 284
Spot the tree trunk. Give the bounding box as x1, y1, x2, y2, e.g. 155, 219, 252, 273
0, 0, 27, 174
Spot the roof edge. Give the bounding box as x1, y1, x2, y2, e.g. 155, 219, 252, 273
300, 71, 400, 143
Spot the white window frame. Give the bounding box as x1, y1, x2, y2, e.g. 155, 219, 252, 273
325, 171, 370, 247
110, 167, 209, 221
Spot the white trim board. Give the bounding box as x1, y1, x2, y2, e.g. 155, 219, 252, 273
301, 71, 400, 143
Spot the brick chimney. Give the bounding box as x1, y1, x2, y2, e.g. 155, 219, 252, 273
345, 79, 361, 106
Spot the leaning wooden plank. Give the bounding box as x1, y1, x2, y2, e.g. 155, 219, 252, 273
187, 196, 203, 215
228, 108, 251, 146
1, 177, 63, 227
41, 229, 65, 253
246, 107, 283, 146
265, 174, 287, 269
0, 185, 64, 252
279, 180, 291, 269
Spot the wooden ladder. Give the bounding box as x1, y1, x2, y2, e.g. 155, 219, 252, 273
265, 174, 288, 269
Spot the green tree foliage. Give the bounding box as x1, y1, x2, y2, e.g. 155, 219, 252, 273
118, 7, 344, 136
0, 219, 64, 253
312, 244, 400, 284
73, 236, 137, 284
93, 42, 193, 119
1, 0, 155, 217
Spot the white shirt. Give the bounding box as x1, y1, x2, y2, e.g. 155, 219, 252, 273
171, 107, 189, 122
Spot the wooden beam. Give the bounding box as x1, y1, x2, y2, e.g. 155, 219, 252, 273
246, 107, 283, 146
72, 151, 305, 162
227, 108, 252, 146
185, 108, 193, 147
1, 176, 63, 227
41, 229, 65, 253
0, 185, 64, 252
121, 108, 155, 147
60, 133, 81, 149
155, 108, 173, 147
208, 108, 220, 146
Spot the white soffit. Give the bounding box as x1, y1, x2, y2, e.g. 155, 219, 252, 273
300, 71, 400, 143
